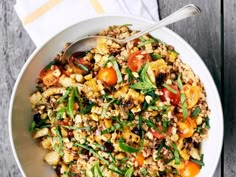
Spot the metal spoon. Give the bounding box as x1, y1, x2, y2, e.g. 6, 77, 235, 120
63, 4, 201, 61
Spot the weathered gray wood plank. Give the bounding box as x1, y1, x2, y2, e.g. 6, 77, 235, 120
224, 0, 236, 176
0, 0, 35, 176
0, 0, 224, 176
158, 1, 222, 177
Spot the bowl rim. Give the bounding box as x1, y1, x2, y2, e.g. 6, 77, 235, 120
8, 14, 224, 177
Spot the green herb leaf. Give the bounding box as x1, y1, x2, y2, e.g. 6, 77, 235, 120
78, 63, 89, 72
36, 86, 43, 92
162, 84, 178, 94
124, 167, 134, 177
150, 53, 162, 59
130, 63, 156, 91
75, 143, 109, 165
55, 125, 64, 156
191, 154, 205, 168
60, 125, 91, 131
149, 105, 170, 111
108, 164, 124, 175
138, 115, 142, 131
127, 111, 135, 121
196, 126, 204, 134
44, 60, 56, 70
58, 87, 72, 104
29, 121, 36, 132
162, 117, 168, 133
180, 93, 188, 119
121, 24, 132, 27
205, 117, 210, 129
109, 153, 116, 163
105, 57, 123, 83
192, 106, 201, 117
165, 157, 175, 164
93, 142, 105, 151
118, 139, 139, 153
125, 67, 133, 82
101, 99, 116, 118
94, 163, 104, 177
156, 140, 165, 160
101, 123, 122, 135
145, 118, 162, 134
67, 88, 75, 119
140, 168, 148, 175
177, 74, 183, 90
172, 143, 180, 165
138, 39, 156, 47
56, 107, 67, 120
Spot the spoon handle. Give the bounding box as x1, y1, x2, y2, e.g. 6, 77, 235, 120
121, 4, 201, 44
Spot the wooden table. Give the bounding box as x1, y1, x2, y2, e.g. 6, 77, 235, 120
0, 0, 232, 176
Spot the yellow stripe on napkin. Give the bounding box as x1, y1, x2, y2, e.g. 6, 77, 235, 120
22, 0, 63, 25
90, 0, 104, 13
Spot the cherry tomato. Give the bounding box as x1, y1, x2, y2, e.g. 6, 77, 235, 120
56, 120, 68, 126
177, 117, 197, 138
179, 161, 200, 177
97, 67, 118, 86
136, 153, 144, 166
68, 57, 93, 75
183, 85, 201, 108
128, 51, 152, 72
39, 65, 61, 86
161, 85, 180, 105
151, 126, 172, 139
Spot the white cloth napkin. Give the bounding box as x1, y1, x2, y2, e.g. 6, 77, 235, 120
15, 0, 159, 47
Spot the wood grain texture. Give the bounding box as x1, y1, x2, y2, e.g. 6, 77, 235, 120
158, 1, 222, 177
0, 0, 35, 176
0, 0, 225, 176
224, 0, 236, 177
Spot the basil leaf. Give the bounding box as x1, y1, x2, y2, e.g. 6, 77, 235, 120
118, 139, 139, 153
205, 117, 210, 129
101, 123, 122, 135
44, 60, 56, 70
180, 93, 188, 119
192, 106, 201, 117
172, 143, 180, 165
150, 53, 162, 59
95, 163, 104, 177
191, 154, 205, 168
125, 67, 133, 82
108, 164, 124, 175
130, 63, 156, 91
75, 143, 109, 165
55, 125, 64, 156
177, 74, 183, 90
125, 167, 134, 177
138, 39, 156, 47
67, 88, 75, 119
162, 83, 178, 94
101, 99, 116, 118
109, 57, 122, 83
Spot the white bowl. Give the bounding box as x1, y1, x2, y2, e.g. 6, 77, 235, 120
9, 15, 223, 177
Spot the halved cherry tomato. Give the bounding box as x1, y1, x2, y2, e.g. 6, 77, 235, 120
39, 65, 61, 86
97, 67, 117, 86
177, 117, 197, 138
151, 126, 172, 139
179, 161, 200, 177
183, 85, 201, 108
161, 85, 180, 105
68, 57, 93, 75
127, 51, 152, 72
136, 152, 144, 166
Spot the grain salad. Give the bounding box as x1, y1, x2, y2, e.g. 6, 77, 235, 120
29, 25, 210, 177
